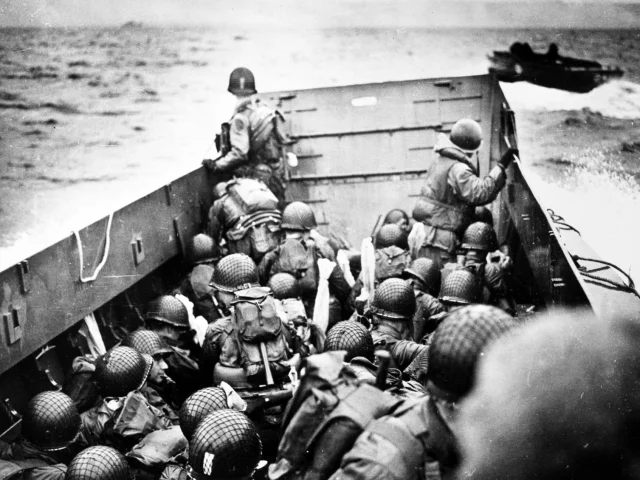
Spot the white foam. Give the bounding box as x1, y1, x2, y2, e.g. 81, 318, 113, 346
502, 80, 640, 120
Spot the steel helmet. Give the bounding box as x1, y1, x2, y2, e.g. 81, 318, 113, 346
267, 272, 301, 300
122, 329, 172, 358
450, 119, 482, 152
325, 321, 375, 361
22, 391, 81, 451
375, 224, 407, 249
95, 346, 152, 397
179, 387, 229, 440
461, 222, 498, 252
474, 206, 494, 227
66, 446, 133, 480
210, 253, 259, 292
145, 295, 190, 329
188, 233, 217, 265
228, 67, 257, 96
189, 410, 262, 479
427, 304, 515, 401
383, 209, 410, 226
281, 202, 317, 231
438, 269, 482, 306
371, 278, 416, 320
403, 258, 441, 297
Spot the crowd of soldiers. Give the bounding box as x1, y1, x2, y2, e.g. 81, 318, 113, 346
3, 68, 637, 480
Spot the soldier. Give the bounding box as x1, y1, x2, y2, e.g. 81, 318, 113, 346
369, 278, 428, 370
161, 409, 263, 480
458, 310, 640, 480
66, 446, 133, 480
0, 391, 83, 479
202, 67, 290, 207
145, 295, 202, 402
459, 221, 516, 315
410, 118, 518, 268
402, 258, 445, 342
80, 346, 176, 451
178, 387, 233, 441
330, 304, 516, 480
200, 253, 262, 384
259, 202, 352, 325
438, 268, 483, 311
324, 321, 375, 362
121, 329, 179, 409
174, 233, 219, 323
207, 178, 282, 264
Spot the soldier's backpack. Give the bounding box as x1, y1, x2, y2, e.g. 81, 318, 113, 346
268, 351, 403, 480
227, 178, 279, 214
272, 239, 319, 297
374, 246, 412, 283
232, 287, 290, 383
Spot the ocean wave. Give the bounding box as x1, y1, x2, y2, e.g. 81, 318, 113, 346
503, 80, 640, 120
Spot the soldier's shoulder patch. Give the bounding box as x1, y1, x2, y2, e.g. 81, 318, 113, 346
234, 116, 246, 130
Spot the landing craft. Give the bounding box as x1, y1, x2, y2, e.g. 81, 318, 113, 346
0, 74, 638, 443
489, 42, 624, 93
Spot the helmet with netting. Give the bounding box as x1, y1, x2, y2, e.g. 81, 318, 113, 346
439, 269, 482, 306
450, 118, 482, 152
179, 387, 229, 440
371, 278, 416, 320
281, 202, 317, 231
95, 346, 152, 397
66, 446, 133, 480
325, 321, 375, 361
188, 233, 217, 265
461, 222, 498, 252
427, 304, 515, 401
22, 391, 80, 451
145, 295, 190, 329
210, 253, 259, 292
267, 272, 301, 300
228, 67, 257, 96
375, 224, 408, 249
122, 329, 172, 358
403, 258, 441, 297
189, 410, 262, 479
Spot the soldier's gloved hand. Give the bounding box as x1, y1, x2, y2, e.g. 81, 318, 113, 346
498, 148, 519, 169
202, 158, 220, 173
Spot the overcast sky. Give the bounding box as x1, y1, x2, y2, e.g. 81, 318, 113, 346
2, 0, 640, 28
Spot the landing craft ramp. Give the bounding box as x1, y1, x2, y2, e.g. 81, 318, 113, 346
0, 74, 639, 439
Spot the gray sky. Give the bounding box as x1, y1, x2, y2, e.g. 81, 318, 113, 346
1, 0, 640, 28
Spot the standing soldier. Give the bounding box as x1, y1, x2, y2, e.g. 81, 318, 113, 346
202, 67, 291, 208
410, 118, 518, 268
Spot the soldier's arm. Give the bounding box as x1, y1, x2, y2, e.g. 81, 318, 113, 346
213, 114, 250, 172
208, 201, 224, 244
449, 162, 506, 206
391, 340, 428, 371
199, 320, 228, 384
484, 263, 516, 315
257, 249, 278, 285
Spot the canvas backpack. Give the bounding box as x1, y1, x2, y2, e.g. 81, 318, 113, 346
227, 178, 279, 214
375, 246, 412, 283
272, 239, 319, 297
231, 287, 290, 383
268, 351, 403, 480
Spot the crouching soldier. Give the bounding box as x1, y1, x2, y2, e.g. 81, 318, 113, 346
459, 222, 516, 315
402, 258, 445, 343
161, 409, 263, 480
330, 304, 516, 480
0, 391, 84, 479
80, 346, 176, 452
145, 295, 202, 403
259, 201, 353, 326
369, 278, 428, 371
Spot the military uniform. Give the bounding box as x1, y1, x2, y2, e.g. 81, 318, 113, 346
0, 441, 68, 480
413, 290, 445, 343
411, 133, 506, 268
371, 323, 428, 371
214, 98, 288, 206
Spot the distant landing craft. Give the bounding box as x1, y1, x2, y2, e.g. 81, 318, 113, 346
488, 42, 624, 93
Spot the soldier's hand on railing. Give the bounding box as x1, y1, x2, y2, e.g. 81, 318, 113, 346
498, 148, 519, 169
202, 158, 221, 173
